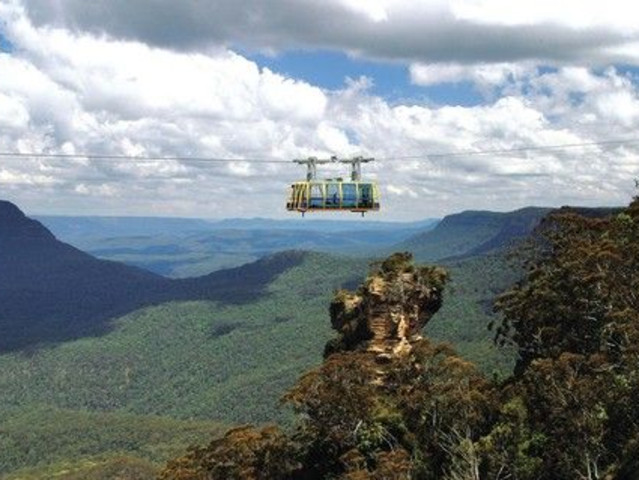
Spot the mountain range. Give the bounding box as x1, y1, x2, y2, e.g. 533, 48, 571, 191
36, 214, 438, 277
1, 198, 606, 478
4, 198, 603, 357
0, 200, 313, 351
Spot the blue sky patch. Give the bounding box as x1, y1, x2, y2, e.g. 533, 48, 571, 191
246, 49, 484, 107
0, 29, 12, 53
416, 81, 484, 107
613, 65, 639, 80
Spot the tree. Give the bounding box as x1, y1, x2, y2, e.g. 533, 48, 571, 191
159, 426, 301, 480
493, 197, 639, 478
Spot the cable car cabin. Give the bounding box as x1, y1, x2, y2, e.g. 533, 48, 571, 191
287, 156, 380, 216
287, 179, 380, 214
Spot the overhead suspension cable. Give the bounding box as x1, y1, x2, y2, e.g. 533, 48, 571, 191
0, 137, 637, 164
0, 152, 289, 163
378, 138, 639, 160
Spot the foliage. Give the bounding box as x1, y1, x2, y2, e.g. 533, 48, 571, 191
160, 341, 495, 479
0, 252, 366, 477
161, 197, 639, 479
4, 203, 594, 477
495, 206, 639, 368
3, 455, 158, 480
0, 405, 225, 476
160, 426, 301, 480
490, 198, 639, 478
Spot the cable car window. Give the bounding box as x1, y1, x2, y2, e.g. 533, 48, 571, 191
310, 184, 323, 207
326, 183, 339, 207
342, 183, 357, 208
359, 184, 373, 208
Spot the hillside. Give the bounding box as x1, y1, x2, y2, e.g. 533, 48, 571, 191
0, 250, 368, 476
0, 405, 227, 479
395, 207, 552, 261
0, 201, 173, 351
2, 201, 374, 476
1, 244, 514, 477
0, 201, 541, 426
0, 200, 321, 351
0, 204, 515, 412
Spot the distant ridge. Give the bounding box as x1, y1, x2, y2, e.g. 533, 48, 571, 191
393, 207, 551, 261
396, 205, 622, 262
35, 214, 438, 277
0, 200, 307, 352
34, 215, 215, 238
36, 214, 438, 237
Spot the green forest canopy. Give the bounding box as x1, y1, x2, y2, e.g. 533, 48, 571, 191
161, 196, 639, 480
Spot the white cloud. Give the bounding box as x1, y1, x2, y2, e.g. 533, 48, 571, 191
74, 183, 118, 196
449, 0, 639, 32
410, 62, 534, 90
258, 69, 327, 122
593, 90, 639, 127
0, 93, 29, 129
227, 161, 253, 177
0, 2, 638, 220
0, 168, 60, 186
386, 184, 418, 198
15, 0, 639, 67
339, 0, 392, 23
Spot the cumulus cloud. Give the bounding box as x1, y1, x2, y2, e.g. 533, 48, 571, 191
409, 62, 535, 92
0, 2, 638, 219
17, 0, 639, 68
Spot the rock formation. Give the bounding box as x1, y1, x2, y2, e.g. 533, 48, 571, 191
325, 252, 447, 364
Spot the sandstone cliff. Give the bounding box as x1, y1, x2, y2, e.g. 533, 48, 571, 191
325, 252, 447, 363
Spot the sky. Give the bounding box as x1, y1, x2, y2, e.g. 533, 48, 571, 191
1, 0, 639, 220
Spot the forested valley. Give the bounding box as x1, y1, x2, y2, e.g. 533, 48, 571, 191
161, 197, 639, 479
2, 197, 638, 479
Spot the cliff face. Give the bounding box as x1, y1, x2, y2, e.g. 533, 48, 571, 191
325, 252, 447, 362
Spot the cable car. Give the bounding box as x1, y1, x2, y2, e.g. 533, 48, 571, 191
286, 156, 380, 216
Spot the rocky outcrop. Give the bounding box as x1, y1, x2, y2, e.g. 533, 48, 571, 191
325, 252, 447, 363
